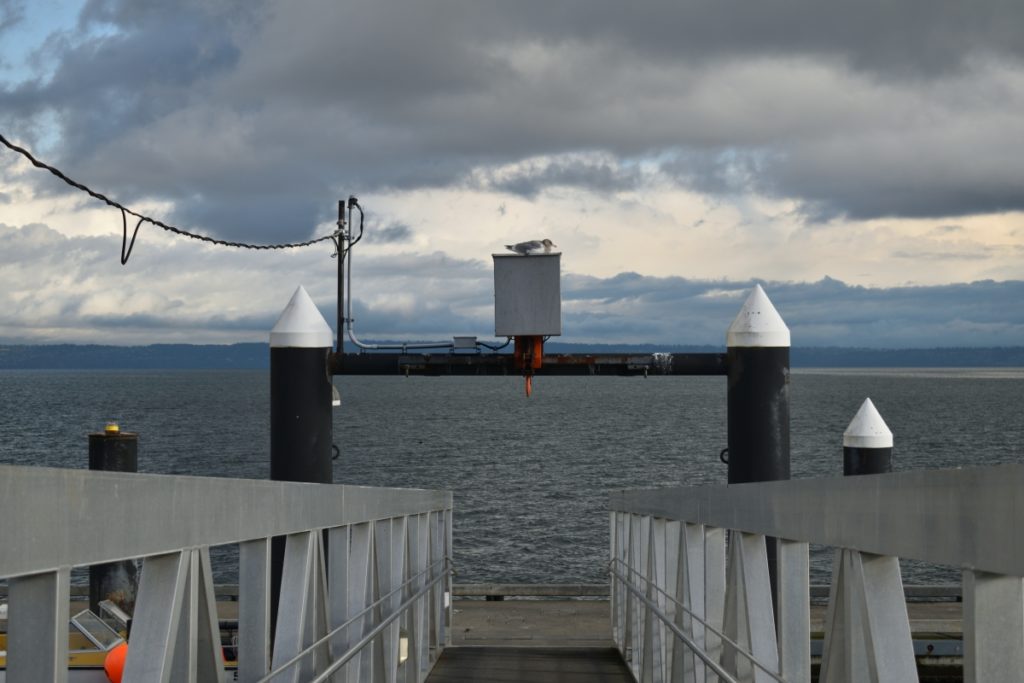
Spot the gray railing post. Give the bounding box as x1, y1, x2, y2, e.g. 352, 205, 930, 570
842, 398, 893, 475
88, 425, 139, 616
726, 284, 790, 609
269, 285, 335, 634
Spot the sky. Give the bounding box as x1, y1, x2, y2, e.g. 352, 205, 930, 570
0, 0, 1022, 348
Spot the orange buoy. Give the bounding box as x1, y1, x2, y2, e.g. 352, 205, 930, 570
525, 374, 533, 397
104, 642, 128, 683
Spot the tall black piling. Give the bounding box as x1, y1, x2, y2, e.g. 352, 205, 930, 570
843, 398, 893, 475
88, 425, 139, 615
726, 284, 791, 609
269, 285, 335, 630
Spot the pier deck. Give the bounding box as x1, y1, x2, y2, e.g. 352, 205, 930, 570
423, 597, 965, 682
427, 599, 632, 682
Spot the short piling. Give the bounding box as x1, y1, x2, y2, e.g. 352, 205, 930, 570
88, 425, 139, 615
843, 398, 893, 475
269, 285, 335, 630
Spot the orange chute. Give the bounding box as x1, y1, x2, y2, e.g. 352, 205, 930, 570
514, 336, 544, 397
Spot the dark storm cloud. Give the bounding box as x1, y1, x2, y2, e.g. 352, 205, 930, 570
3, 0, 1024, 241
481, 157, 644, 198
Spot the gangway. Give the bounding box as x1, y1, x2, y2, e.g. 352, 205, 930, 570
4, 461, 1022, 681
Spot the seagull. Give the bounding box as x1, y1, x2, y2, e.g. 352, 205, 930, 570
505, 238, 557, 255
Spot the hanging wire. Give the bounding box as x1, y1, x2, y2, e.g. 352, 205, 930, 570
0, 132, 337, 263
120, 209, 144, 265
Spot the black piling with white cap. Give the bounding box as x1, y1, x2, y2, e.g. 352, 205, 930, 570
270, 285, 335, 484
726, 284, 791, 485
843, 398, 893, 475
726, 284, 791, 614
269, 285, 334, 630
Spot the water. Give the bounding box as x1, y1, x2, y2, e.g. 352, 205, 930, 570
1, 368, 1022, 586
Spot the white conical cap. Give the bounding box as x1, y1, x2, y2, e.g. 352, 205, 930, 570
270, 285, 333, 348
843, 398, 893, 449
726, 284, 791, 348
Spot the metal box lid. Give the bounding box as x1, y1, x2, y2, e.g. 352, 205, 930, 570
493, 253, 562, 337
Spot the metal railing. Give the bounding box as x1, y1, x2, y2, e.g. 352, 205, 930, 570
0, 464, 453, 683
610, 463, 1024, 682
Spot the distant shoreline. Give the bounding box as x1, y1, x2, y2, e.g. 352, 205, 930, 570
1, 342, 1023, 370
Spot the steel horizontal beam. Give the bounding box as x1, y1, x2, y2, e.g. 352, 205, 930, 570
334, 352, 727, 376
0, 464, 451, 579
610, 464, 1024, 576
452, 583, 610, 597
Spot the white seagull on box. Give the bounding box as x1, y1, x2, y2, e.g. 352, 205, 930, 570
505, 238, 557, 255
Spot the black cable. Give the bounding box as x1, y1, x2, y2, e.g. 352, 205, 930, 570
348, 196, 364, 249
0, 133, 337, 259
120, 209, 144, 265
478, 338, 512, 351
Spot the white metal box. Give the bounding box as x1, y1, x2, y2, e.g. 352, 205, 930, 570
493, 253, 562, 337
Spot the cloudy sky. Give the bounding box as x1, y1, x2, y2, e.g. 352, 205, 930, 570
1, 0, 1022, 347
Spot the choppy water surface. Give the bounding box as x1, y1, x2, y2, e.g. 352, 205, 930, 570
1, 368, 1021, 585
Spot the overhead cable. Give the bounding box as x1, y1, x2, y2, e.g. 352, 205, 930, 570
0, 132, 336, 263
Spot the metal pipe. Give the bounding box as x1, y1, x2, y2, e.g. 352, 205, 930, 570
609, 565, 746, 683
609, 558, 786, 681
342, 200, 455, 352
258, 558, 448, 681
335, 199, 345, 358
257, 563, 451, 683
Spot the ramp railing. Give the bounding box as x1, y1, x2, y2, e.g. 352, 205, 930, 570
610, 464, 1024, 682
0, 464, 453, 683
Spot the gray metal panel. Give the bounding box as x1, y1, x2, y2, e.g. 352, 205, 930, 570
124, 551, 190, 683
493, 253, 561, 336
963, 571, 1024, 683
609, 464, 1024, 575
238, 538, 272, 683
6, 568, 70, 683
777, 540, 810, 683
0, 464, 451, 578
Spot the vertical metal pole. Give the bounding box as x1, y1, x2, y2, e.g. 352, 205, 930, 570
726, 284, 790, 609
843, 398, 893, 475
269, 285, 334, 631
88, 426, 139, 615
335, 199, 346, 359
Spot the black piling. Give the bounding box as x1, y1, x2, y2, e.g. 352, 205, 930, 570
88, 425, 139, 615
269, 286, 335, 632
726, 285, 791, 485
725, 285, 791, 612
843, 398, 893, 475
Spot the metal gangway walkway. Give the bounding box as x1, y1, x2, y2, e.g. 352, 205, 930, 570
3, 461, 1024, 681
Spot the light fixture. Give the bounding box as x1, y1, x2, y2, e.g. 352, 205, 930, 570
398, 628, 409, 665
